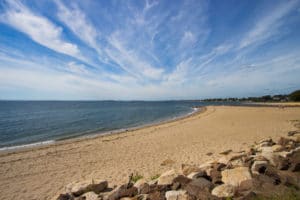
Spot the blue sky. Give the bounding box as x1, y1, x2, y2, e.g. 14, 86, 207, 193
0, 0, 300, 100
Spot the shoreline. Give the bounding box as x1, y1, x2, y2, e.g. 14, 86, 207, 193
1, 105, 300, 200
0, 106, 204, 155
1, 102, 299, 154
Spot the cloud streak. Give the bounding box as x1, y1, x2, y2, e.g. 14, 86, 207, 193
0, 1, 80, 57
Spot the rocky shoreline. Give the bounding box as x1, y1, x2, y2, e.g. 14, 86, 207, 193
53, 126, 300, 200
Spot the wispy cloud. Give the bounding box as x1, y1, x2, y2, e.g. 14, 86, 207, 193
0, 0, 300, 99
0, 1, 80, 57
239, 0, 299, 49
55, 1, 101, 55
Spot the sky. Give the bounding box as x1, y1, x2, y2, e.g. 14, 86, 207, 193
0, 0, 300, 100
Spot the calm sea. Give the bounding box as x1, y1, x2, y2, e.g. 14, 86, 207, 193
0, 101, 239, 150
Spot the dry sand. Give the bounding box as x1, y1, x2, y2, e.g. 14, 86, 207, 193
0, 105, 300, 200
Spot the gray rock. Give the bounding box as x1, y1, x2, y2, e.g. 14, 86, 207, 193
184, 178, 213, 196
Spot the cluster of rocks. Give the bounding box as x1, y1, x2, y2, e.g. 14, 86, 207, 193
54, 132, 300, 200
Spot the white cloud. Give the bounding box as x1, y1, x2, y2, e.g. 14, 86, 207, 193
105, 32, 164, 80
0, 1, 80, 57
239, 0, 298, 49
55, 1, 99, 51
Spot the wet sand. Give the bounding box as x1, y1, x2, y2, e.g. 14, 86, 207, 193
0, 105, 300, 200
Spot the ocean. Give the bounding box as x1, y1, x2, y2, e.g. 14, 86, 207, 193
0, 101, 239, 150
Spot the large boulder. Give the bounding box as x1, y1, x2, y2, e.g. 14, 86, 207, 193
211, 184, 236, 198
165, 190, 189, 200
65, 180, 108, 196
184, 178, 213, 197
157, 169, 178, 185
221, 167, 253, 191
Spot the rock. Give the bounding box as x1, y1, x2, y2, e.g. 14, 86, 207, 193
165, 190, 189, 200
172, 175, 192, 189
288, 130, 300, 137
211, 184, 236, 198
251, 160, 268, 175
56, 193, 74, 200
157, 169, 178, 185
147, 191, 165, 200
260, 152, 290, 170
187, 171, 207, 179
134, 179, 146, 189
277, 137, 292, 147
66, 180, 108, 196
107, 184, 138, 200
139, 183, 150, 194
205, 163, 225, 184
218, 152, 246, 165
264, 167, 282, 185
272, 144, 284, 152
78, 192, 99, 200
219, 149, 232, 155
278, 171, 300, 188
198, 160, 214, 171
257, 138, 274, 146
259, 146, 273, 153
221, 167, 253, 190
184, 178, 213, 196
287, 146, 300, 172
181, 164, 201, 176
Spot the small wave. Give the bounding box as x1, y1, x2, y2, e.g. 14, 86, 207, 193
0, 140, 55, 151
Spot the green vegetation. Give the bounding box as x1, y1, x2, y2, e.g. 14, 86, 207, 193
289, 90, 300, 102
131, 173, 143, 183
150, 174, 160, 180
201, 89, 300, 102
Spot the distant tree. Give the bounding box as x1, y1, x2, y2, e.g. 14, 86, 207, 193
289, 90, 300, 101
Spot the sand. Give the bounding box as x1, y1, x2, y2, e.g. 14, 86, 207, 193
0, 105, 300, 200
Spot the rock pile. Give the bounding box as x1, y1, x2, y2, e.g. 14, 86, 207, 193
54, 133, 300, 200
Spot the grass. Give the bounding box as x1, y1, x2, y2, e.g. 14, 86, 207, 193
150, 174, 160, 180
131, 172, 143, 183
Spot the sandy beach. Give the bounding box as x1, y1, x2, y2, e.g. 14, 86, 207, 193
1, 105, 300, 200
